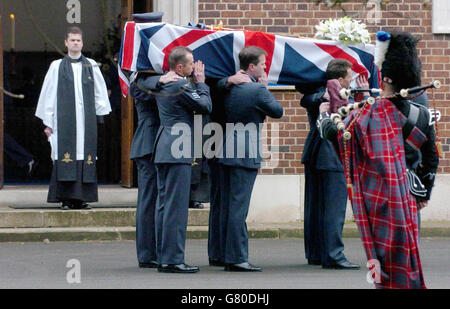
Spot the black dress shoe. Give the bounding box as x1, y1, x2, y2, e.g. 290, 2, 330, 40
323, 260, 360, 270
60, 201, 74, 210
189, 201, 204, 209
209, 258, 226, 267
308, 259, 321, 265
139, 261, 159, 268
79, 203, 92, 210
224, 262, 262, 272
72, 201, 91, 210
158, 263, 200, 273
60, 203, 71, 210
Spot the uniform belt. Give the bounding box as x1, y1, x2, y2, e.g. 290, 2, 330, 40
403, 104, 420, 139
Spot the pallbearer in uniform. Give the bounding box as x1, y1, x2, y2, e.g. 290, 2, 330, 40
130, 73, 159, 268
298, 59, 361, 269
35, 27, 111, 210
208, 71, 253, 267
128, 12, 170, 269
142, 47, 212, 273
205, 78, 227, 267
218, 46, 283, 272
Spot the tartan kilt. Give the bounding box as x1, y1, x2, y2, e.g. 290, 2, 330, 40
339, 99, 425, 289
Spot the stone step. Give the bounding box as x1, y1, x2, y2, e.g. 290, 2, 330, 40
0, 185, 138, 207
0, 208, 210, 228
1, 222, 449, 242
0, 224, 314, 242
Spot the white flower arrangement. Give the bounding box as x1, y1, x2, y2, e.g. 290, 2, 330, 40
314, 17, 371, 45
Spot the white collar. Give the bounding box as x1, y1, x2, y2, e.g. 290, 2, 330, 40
68, 53, 82, 60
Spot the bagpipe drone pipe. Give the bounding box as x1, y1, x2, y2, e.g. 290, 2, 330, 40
325, 80, 442, 198
328, 80, 441, 141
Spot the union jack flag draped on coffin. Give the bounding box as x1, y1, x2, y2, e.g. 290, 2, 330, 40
118, 22, 379, 97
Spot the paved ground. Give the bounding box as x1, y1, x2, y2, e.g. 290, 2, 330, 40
1, 238, 449, 289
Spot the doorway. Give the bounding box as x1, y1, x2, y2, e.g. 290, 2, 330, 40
0, 0, 153, 187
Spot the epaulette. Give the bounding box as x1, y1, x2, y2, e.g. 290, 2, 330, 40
406, 99, 434, 125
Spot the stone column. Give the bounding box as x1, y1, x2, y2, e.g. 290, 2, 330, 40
153, 0, 198, 25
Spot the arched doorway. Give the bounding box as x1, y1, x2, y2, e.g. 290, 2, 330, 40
0, 0, 153, 188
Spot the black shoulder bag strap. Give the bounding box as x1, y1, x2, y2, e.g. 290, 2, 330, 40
402, 103, 427, 198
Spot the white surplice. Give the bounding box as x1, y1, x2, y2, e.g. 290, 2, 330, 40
35, 56, 112, 161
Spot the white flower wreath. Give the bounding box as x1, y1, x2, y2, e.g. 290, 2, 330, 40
314, 17, 371, 45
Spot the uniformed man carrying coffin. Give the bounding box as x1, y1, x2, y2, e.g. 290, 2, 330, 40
128, 11, 180, 269
137, 46, 212, 273
217, 46, 283, 272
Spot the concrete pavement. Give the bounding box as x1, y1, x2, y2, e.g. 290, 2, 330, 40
1, 238, 449, 289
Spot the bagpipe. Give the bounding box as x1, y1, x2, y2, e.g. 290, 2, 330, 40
328, 80, 442, 141
325, 79, 442, 199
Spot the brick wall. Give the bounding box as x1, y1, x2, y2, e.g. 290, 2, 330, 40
198, 0, 450, 174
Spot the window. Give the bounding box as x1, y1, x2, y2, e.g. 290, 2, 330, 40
152, 0, 198, 26
432, 0, 450, 34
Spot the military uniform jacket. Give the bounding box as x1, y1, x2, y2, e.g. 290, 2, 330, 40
217, 77, 283, 169
129, 74, 160, 159
300, 86, 344, 172
392, 98, 439, 200
151, 78, 212, 164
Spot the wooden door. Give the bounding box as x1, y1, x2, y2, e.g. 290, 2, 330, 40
120, 0, 153, 188
0, 9, 4, 189
120, 0, 134, 188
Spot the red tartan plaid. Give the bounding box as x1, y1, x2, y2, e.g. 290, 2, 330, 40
405, 126, 427, 151
339, 98, 426, 289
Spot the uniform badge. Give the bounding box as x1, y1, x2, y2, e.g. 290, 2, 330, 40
192, 92, 200, 99
62, 153, 73, 163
